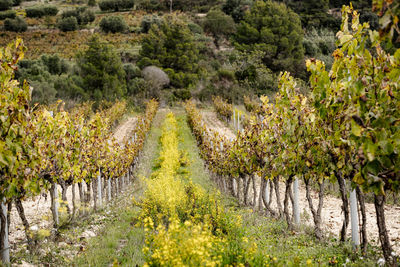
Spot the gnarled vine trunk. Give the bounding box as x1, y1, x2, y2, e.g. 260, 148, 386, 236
374, 194, 393, 265
50, 182, 59, 229
336, 172, 349, 242
283, 176, 294, 229
356, 186, 367, 254
273, 177, 283, 218
252, 175, 258, 208
304, 178, 325, 240
15, 199, 34, 250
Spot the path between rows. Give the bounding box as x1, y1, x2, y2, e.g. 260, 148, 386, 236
9, 116, 138, 253
200, 108, 400, 254
113, 116, 138, 144
200, 110, 236, 140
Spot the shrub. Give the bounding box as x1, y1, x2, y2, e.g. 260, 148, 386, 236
222, 0, 251, 23
99, 16, 127, 33
88, 0, 96, 6
127, 77, 149, 95
12, 0, 21, 6
98, 0, 134, 12
62, 8, 95, 25
140, 14, 161, 33
141, 66, 170, 89
43, 5, 59, 16
123, 63, 141, 80
0, 10, 16, 20
62, 9, 79, 20
80, 10, 95, 25
26, 5, 58, 18
217, 69, 235, 81
4, 16, 27, 32
40, 54, 70, 75
0, 0, 12, 11
204, 9, 236, 47
57, 17, 78, 32
303, 28, 335, 57
188, 22, 203, 34
173, 89, 191, 100
136, 0, 163, 11
303, 39, 319, 56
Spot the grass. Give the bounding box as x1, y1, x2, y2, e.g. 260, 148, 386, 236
175, 110, 214, 191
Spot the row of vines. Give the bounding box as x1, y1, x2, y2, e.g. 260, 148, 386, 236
188, 5, 399, 265
0, 38, 158, 264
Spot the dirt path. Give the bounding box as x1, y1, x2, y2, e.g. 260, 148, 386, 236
113, 116, 138, 144
200, 110, 236, 140
9, 116, 138, 253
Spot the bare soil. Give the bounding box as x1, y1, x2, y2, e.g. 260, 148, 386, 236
200, 110, 236, 140
113, 117, 138, 145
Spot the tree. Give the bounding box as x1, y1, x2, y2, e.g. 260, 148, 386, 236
0, 0, 12, 11
99, 16, 127, 33
278, 0, 334, 28
76, 36, 126, 101
222, 0, 252, 23
234, 1, 304, 75
203, 9, 236, 48
138, 15, 200, 88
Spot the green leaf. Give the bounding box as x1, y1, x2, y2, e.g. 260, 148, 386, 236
353, 172, 365, 184
351, 120, 362, 137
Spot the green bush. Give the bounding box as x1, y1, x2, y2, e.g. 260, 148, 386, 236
188, 22, 203, 34
4, 16, 27, 32
303, 39, 319, 56
57, 17, 78, 32
173, 89, 191, 100
99, 16, 127, 33
98, 0, 134, 12
127, 77, 149, 95
62, 8, 95, 25
0, 0, 12, 11
0, 10, 16, 20
12, 0, 21, 6
62, 9, 79, 20
136, 0, 163, 11
222, 0, 252, 23
217, 69, 235, 81
140, 14, 161, 33
204, 9, 236, 47
123, 63, 141, 80
26, 5, 58, 18
80, 10, 95, 24
40, 54, 70, 75
88, 0, 96, 6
